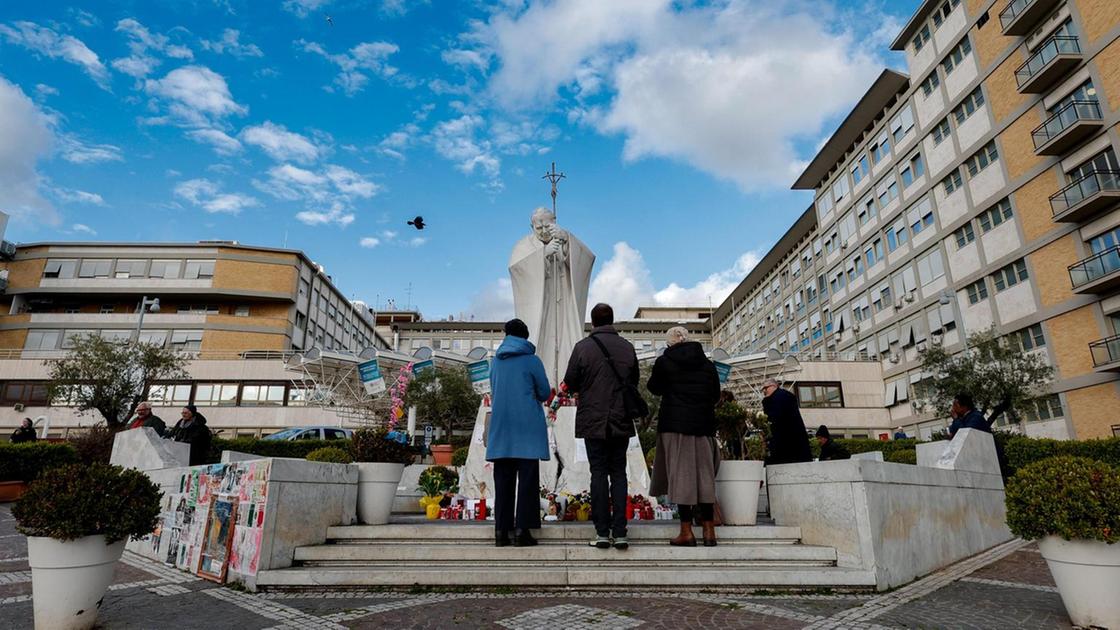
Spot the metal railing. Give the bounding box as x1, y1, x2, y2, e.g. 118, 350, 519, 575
1032, 100, 1102, 149
1090, 334, 1120, 367
1015, 36, 1081, 87
999, 0, 1040, 30
1051, 170, 1120, 215
1068, 246, 1120, 289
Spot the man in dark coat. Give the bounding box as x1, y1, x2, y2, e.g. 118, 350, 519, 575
563, 303, 638, 550
10, 418, 37, 443
127, 401, 167, 436
815, 425, 850, 461
761, 379, 812, 465
167, 405, 212, 466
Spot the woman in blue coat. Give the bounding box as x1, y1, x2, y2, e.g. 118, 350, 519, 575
487, 318, 552, 547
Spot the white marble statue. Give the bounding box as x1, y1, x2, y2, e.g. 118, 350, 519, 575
509, 207, 595, 387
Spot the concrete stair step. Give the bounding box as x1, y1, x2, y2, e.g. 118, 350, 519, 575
295, 543, 836, 564
325, 523, 802, 545
256, 565, 877, 589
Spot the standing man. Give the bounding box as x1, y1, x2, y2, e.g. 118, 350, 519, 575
761, 379, 812, 464
564, 303, 638, 551
10, 418, 37, 443
127, 401, 167, 436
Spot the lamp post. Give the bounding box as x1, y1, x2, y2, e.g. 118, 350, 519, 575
134, 296, 160, 341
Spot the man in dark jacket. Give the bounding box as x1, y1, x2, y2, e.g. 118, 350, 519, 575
10, 418, 37, 443
948, 393, 990, 437
761, 379, 812, 465
563, 303, 638, 550
815, 425, 850, 461
127, 401, 167, 436
167, 405, 212, 466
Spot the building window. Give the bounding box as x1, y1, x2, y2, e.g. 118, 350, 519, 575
900, 153, 925, 187
942, 168, 964, 195
890, 104, 915, 144
1014, 324, 1046, 351
965, 279, 988, 304
169, 330, 204, 351
0, 382, 50, 406
919, 70, 940, 97
24, 330, 62, 351
1023, 394, 1063, 423
917, 248, 946, 285
149, 383, 193, 406
149, 260, 182, 279
114, 259, 146, 279
61, 330, 96, 349
831, 175, 850, 204
876, 177, 899, 207
851, 155, 870, 185
99, 304, 115, 314
78, 259, 112, 278
993, 259, 1029, 292
965, 141, 999, 177
857, 196, 876, 225
932, 0, 961, 27
183, 260, 215, 279
818, 190, 834, 215
795, 382, 844, 408
194, 383, 239, 406
912, 24, 932, 52
978, 198, 1013, 232
887, 217, 909, 251
137, 330, 168, 346
241, 384, 287, 406
953, 222, 976, 248
940, 36, 972, 75
43, 259, 78, 279
908, 199, 936, 235
871, 132, 891, 164
177, 305, 220, 314
235, 306, 250, 317
932, 117, 952, 146
866, 239, 883, 267
952, 87, 986, 125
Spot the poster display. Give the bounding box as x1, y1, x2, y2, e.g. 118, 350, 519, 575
359, 358, 386, 395
714, 361, 732, 384
468, 359, 491, 394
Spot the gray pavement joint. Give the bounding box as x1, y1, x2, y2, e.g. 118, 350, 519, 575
960, 576, 1059, 593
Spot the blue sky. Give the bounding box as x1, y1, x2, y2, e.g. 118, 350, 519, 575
0, 0, 920, 320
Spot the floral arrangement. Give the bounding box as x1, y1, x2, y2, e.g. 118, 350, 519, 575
545, 382, 577, 422
562, 490, 592, 521
387, 364, 413, 432
626, 494, 654, 520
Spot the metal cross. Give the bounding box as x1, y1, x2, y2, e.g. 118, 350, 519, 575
542, 162, 565, 215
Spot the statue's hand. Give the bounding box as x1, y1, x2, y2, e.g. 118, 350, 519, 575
545, 238, 565, 260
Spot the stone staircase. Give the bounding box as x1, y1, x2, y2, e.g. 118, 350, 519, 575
255, 519, 877, 590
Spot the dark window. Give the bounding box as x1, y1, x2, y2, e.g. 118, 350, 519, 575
1, 382, 50, 406
324, 429, 347, 440
795, 382, 844, 408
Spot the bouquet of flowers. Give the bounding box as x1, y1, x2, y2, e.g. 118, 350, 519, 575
561, 490, 592, 521
545, 382, 577, 421
627, 494, 654, 520
387, 364, 412, 431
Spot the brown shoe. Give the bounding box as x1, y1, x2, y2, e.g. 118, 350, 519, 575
670, 521, 697, 547
701, 521, 717, 547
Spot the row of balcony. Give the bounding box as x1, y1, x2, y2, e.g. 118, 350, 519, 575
1000, 0, 1060, 37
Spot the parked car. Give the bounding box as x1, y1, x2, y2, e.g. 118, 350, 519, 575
262, 426, 353, 441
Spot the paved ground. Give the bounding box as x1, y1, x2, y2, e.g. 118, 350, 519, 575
0, 504, 1074, 629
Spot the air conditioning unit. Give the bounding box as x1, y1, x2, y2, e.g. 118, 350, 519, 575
889, 353, 901, 363
917, 341, 928, 352
840, 241, 849, 250
0, 241, 15, 260
852, 323, 861, 333
13, 403, 24, 412
894, 298, 905, 309
905, 291, 916, 303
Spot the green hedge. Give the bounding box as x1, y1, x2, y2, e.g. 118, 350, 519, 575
451, 446, 469, 467
206, 437, 351, 463
809, 438, 918, 461
1006, 456, 1120, 543
1004, 436, 1120, 478
0, 442, 79, 482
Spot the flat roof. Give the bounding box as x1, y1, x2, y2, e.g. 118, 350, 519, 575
791, 69, 910, 190
710, 204, 817, 329
890, 0, 943, 51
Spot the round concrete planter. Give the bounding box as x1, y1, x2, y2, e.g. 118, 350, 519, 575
356, 462, 406, 525
28, 535, 125, 630
714, 460, 765, 525
1039, 536, 1120, 629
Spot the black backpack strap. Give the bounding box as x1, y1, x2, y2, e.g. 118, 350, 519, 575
588, 333, 625, 386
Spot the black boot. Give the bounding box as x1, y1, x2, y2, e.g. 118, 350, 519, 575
513, 529, 538, 547
495, 530, 511, 547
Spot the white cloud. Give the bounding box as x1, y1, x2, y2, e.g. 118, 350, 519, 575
255, 163, 377, 228
430, 114, 501, 189
381, 0, 428, 17
377, 123, 419, 160
34, 83, 58, 98
70, 9, 100, 28
240, 121, 320, 163
467, 277, 515, 321
174, 178, 259, 214
144, 65, 247, 127
441, 48, 489, 71
53, 188, 106, 206
588, 242, 762, 319
200, 29, 263, 58
0, 21, 110, 88
408, 236, 427, 247
473, 0, 883, 190
381, 230, 398, 239
359, 236, 380, 248
282, 0, 330, 17
0, 76, 57, 224
112, 18, 193, 79
71, 223, 97, 235
56, 135, 124, 164
296, 38, 401, 96
296, 205, 354, 227
325, 165, 380, 197
186, 128, 243, 155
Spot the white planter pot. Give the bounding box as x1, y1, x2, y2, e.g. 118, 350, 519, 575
27, 535, 125, 630
356, 462, 406, 525
1039, 536, 1120, 629
714, 460, 765, 525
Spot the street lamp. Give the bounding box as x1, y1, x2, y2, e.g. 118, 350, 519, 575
134, 296, 160, 341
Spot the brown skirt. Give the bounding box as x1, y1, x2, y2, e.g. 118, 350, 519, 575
649, 432, 721, 505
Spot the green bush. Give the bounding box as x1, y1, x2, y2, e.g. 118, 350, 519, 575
350, 428, 416, 464
206, 437, 349, 463
451, 446, 469, 467
13, 463, 162, 544
886, 449, 917, 465
810, 438, 916, 460
645, 447, 656, 469
68, 425, 119, 465
305, 447, 353, 464
1005, 456, 1120, 543
638, 430, 657, 455
1004, 436, 1120, 478
0, 442, 79, 482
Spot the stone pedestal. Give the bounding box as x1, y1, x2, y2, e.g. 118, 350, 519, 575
110, 427, 189, 471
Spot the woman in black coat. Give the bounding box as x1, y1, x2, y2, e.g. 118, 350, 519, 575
647, 327, 721, 547
168, 405, 213, 466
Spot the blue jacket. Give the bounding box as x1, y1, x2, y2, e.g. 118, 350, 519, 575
486, 336, 551, 461
949, 409, 991, 436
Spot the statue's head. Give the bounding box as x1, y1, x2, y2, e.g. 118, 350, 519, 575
530, 207, 556, 243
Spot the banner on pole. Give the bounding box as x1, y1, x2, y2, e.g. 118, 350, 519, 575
358, 358, 386, 394
714, 361, 732, 384
411, 359, 435, 375
468, 359, 491, 394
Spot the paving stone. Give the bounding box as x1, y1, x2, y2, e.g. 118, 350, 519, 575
968, 547, 1055, 587
875, 581, 1072, 630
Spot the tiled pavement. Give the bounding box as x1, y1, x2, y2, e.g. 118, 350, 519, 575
0, 504, 1075, 629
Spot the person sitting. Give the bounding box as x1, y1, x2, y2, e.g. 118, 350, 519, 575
10, 417, 37, 443
167, 405, 212, 466
815, 425, 849, 461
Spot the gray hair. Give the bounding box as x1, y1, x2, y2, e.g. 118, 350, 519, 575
666, 326, 689, 345
137, 401, 152, 410
762, 378, 779, 388
530, 207, 555, 226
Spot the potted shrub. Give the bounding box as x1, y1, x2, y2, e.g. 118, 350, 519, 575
713, 401, 767, 525
349, 428, 416, 525
417, 465, 458, 519
305, 446, 353, 464
13, 463, 161, 630
0, 442, 78, 502
1005, 456, 1120, 628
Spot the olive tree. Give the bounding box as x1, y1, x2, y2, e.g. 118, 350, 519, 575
405, 367, 481, 443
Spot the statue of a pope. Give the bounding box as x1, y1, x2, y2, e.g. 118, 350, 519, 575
508, 207, 595, 387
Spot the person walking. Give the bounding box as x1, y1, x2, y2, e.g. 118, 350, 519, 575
486, 319, 551, 548
167, 405, 212, 466
761, 379, 812, 465
127, 401, 167, 436
10, 418, 37, 443
563, 303, 639, 551
647, 327, 721, 547
815, 425, 850, 461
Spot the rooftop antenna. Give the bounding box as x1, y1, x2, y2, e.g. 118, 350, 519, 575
542, 161, 565, 217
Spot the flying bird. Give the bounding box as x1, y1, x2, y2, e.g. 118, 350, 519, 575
407, 216, 426, 230
325, 14, 334, 26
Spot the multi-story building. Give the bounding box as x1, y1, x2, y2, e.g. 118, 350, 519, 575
714, 0, 1120, 440
0, 241, 391, 436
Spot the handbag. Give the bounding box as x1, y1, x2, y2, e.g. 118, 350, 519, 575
588, 334, 650, 422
